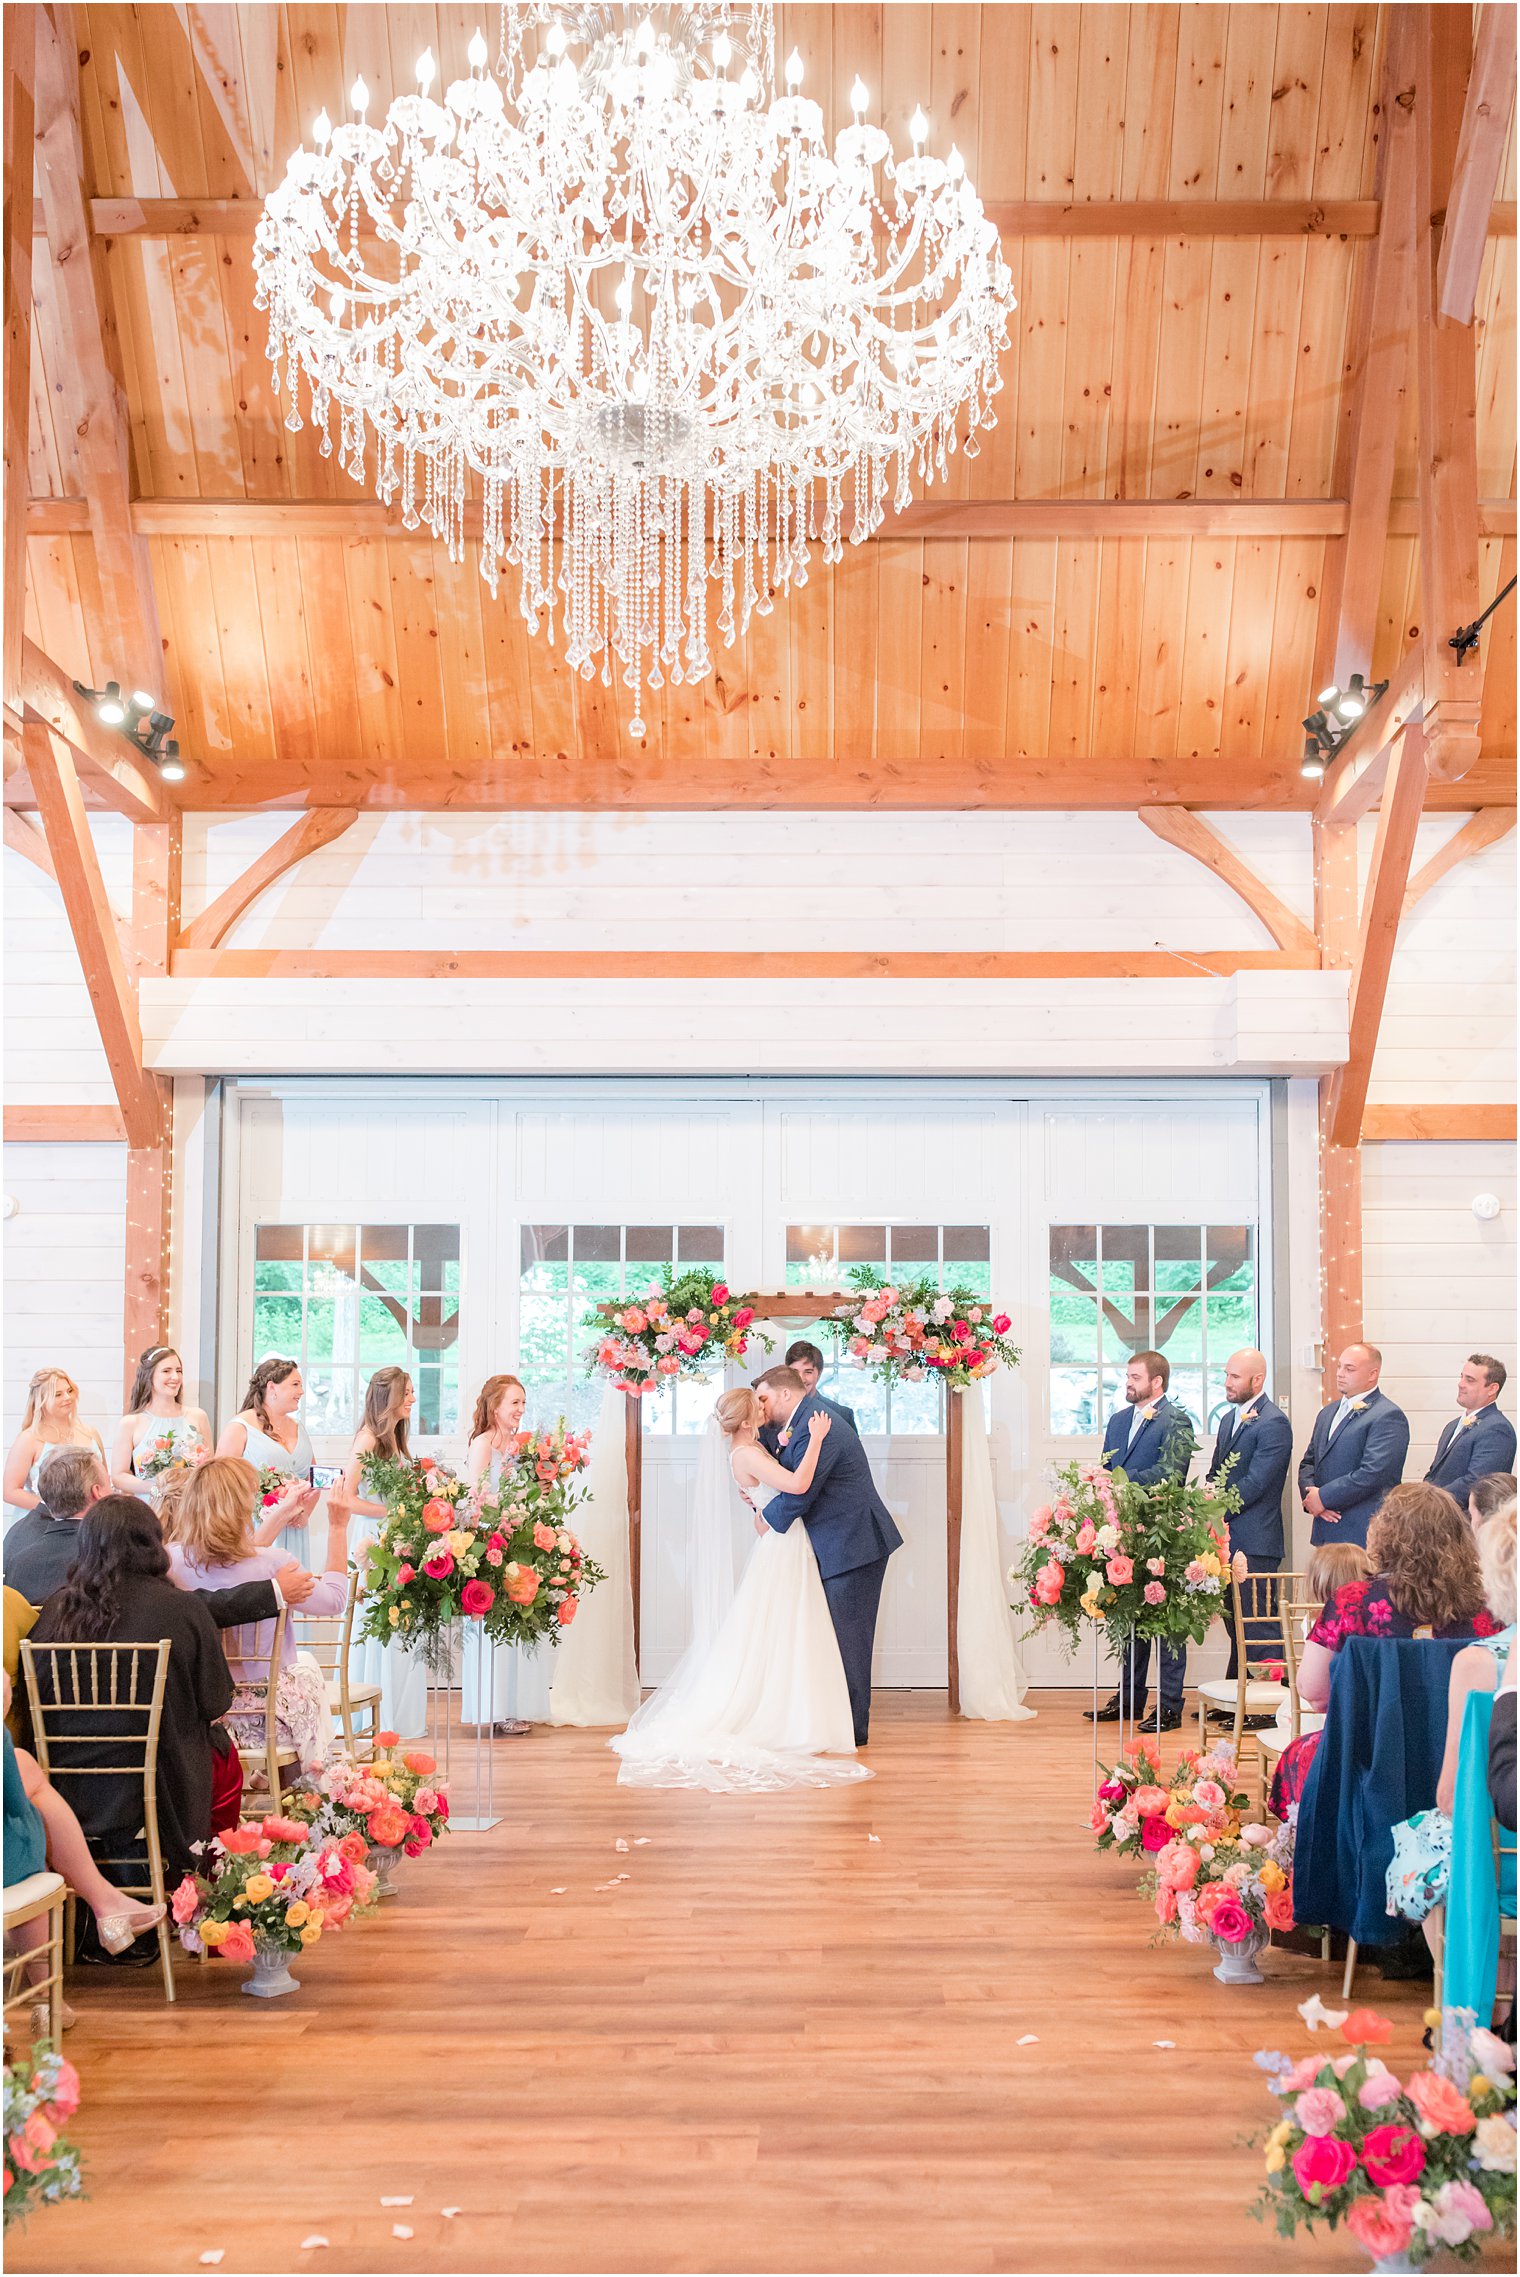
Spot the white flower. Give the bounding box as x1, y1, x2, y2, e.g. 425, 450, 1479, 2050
854, 1313, 874, 1333
904, 1366, 926, 1381
1096, 1523, 1120, 1551
867, 1343, 887, 1363
1470, 2028, 1516, 2079
1297, 1993, 1349, 2032
932, 1296, 954, 1324
1474, 2114, 1516, 2172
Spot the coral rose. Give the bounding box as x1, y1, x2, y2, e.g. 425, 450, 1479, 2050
1360, 2124, 1425, 2187
1290, 2134, 1357, 2198
506, 1568, 539, 1604
1340, 2006, 1395, 2046
422, 1500, 454, 1533
1406, 2070, 1476, 2135
1263, 1887, 1296, 1934
1106, 1556, 1134, 1585
1033, 1560, 1065, 1607
219, 1921, 255, 1966
1089, 1799, 1108, 1834
558, 1598, 577, 1624
403, 1750, 436, 1775
367, 1805, 411, 1849
1346, 2195, 1416, 2261
338, 1832, 368, 1864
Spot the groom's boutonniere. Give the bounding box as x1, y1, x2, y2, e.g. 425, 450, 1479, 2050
778, 1426, 792, 1448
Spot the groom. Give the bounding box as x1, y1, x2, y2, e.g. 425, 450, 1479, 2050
752, 1365, 903, 1746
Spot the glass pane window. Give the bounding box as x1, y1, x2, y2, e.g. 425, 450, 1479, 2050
519, 1223, 723, 1437
1048, 1221, 1258, 1437
782, 1225, 994, 1435
249, 1223, 463, 1443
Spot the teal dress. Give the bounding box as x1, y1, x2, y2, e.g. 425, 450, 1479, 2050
4, 1726, 47, 1882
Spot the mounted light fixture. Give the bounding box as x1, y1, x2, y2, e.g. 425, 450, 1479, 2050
72, 677, 184, 782
1450, 574, 1517, 665
1300, 739, 1326, 781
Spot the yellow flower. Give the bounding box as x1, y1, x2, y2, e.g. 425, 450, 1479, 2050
1259, 1862, 1287, 1895
299, 1923, 322, 1946
1266, 2120, 1294, 2153
1470, 2074, 1498, 2106
1424, 2006, 1443, 2029
1264, 2143, 1286, 2174
445, 1529, 473, 1558
389, 1606, 400, 1625
244, 1872, 275, 1904
232, 1892, 247, 1909
199, 1917, 228, 1948
284, 1901, 309, 1929
1165, 1801, 1187, 1829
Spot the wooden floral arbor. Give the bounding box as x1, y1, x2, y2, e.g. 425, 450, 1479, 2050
604, 1293, 970, 1715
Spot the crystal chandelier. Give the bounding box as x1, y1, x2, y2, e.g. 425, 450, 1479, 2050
254, 3, 1015, 732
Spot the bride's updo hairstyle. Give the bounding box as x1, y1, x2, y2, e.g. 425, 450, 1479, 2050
715, 1388, 760, 1438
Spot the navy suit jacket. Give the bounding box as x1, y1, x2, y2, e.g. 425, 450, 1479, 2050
1424, 1405, 1517, 1505
1207, 1395, 1291, 1561
1298, 1387, 1409, 1547
1099, 1396, 1196, 1487
760, 1392, 857, 1457
761, 1391, 902, 1581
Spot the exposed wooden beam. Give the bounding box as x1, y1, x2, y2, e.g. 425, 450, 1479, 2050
4, 805, 54, 881
1330, 722, 1431, 1148
1403, 807, 1517, 915
130, 814, 181, 983
4, 9, 35, 714
25, 722, 163, 1150
168, 947, 1320, 981
1136, 808, 1318, 957
1388, 498, 1515, 536
19, 638, 167, 822
1362, 1103, 1518, 1141
1436, 4, 1518, 323
32, 6, 164, 702
1315, 643, 1428, 823
177, 808, 359, 953
125, 808, 178, 1369
1315, 9, 1419, 700
1414, 5, 1484, 783
1314, 816, 1361, 1400
4, 1103, 126, 1143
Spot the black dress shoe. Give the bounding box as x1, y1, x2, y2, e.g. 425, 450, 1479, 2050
1083, 1694, 1126, 1723
1156, 1708, 1185, 1731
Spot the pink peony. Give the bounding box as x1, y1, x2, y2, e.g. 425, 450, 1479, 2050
1293, 2087, 1347, 2138
1156, 1842, 1201, 1891
1346, 2194, 1417, 2261
1143, 1581, 1166, 1605
1193, 1778, 1226, 1812
1290, 2134, 1357, 2198
1033, 1560, 1065, 1607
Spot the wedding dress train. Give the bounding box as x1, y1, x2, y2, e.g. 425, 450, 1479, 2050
610, 1422, 873, 1793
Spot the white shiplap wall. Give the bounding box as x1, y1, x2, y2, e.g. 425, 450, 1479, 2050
2, 1143, 127, 1457
1366, 818, 1515, 1105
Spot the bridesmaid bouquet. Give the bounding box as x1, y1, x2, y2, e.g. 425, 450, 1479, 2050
135, 1428, 206, 1486
358, 1434, 604, 1664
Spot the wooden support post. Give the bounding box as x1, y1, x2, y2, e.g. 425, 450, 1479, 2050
946, 1388, 964, 1718
625, 1392, 643, 1674
1331, 723, 1431, 1147
122, 818, 179, 1373
3, 9, 35, 713
1315, 816, 1362, 1402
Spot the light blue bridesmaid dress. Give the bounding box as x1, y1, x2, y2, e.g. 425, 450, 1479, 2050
460, 1444, 550, 1727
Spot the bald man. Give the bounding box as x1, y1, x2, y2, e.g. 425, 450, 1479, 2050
1207, 1350, 1293, 1690
1297, 1342, 1409, 1549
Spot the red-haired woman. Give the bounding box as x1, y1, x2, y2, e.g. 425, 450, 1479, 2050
462, 1374, 542, 1736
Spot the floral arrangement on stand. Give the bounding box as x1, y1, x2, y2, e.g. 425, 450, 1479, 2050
1014, 1456, 1237, 1655
1137, 1745, 1294, 1982
818, 1267, 1019, 1390
357, 1429, 602, 1669
170, 1810, 376, 1996
585, 1266, 772, 1396
1252, 2000, 1516, 2264
286, 1742, 449, 1895
1089, 1735, 1166, 1860
3, 2047, 82, 2229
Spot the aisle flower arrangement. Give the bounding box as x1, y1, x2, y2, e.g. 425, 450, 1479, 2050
1252, 2003, 1516, 2264
1013, 1456, 1237, 1653
170, 1811, 376, 1968
357, 1431, 602, 1667
3, 2047, 83, 2229
1089, 1735, 1166, 1860
585, 1266, 771, 1395
818, 1267, 1019, 1390
288, 1746, 450, 1856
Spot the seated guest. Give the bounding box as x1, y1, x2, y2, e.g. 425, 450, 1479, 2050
27, 1497, 243, 1882
1470, 1471, 1517, 1531
1426, 1355, 1517, 1506
4, 1671, 166, 2031
2, 1368, 107, 1516
3, 1444, 109, 1605
1271, 1483, 1501, 1821
162, 1457, 348, 1773
4, 1585, 36, 1735
1490, 1656, 1516, 1833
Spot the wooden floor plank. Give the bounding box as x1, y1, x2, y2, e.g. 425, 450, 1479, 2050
10, 1694, 1476, 2276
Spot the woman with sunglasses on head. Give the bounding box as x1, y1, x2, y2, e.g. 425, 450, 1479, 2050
216, 1356, 320, 1566
109, 1348, 213, 1502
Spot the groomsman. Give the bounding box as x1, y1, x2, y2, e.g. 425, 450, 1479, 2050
1207, 1349, 1292, 1689
1085, 1350, 1197, 1730
1424, 1354, 1516, 1506
1298, 1342, 1409, 1548
761, 1341, 858, 1455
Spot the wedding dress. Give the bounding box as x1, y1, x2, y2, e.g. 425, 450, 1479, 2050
610, 1419, 873, 1792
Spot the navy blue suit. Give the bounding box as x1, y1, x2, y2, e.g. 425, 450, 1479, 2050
1298, 1388, 1409, 1547
1208, 1395, 1292, 1678
760, 1393, 857, 1457
1424, 1404, 1517, 1506
1101, 1396, 1197, 1715
762, 1391, 903, 1743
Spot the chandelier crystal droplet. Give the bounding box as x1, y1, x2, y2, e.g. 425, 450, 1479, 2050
254, 2, 1016, 732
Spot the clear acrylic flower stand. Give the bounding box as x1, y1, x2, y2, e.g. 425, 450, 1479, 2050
425, 1628, 499, 1833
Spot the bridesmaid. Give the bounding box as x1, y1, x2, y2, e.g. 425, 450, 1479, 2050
462, 1374, 542, 1737
337, 1366, 427, 1740
109, 1348, 213, 1502
4, 1369, 107, 1516
217, 1356, 319, 1567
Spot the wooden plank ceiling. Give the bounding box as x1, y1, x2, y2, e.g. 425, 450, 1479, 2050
18, 2, 1519, 810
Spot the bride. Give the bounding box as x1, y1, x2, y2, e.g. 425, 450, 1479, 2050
610, 1388, 873, 1791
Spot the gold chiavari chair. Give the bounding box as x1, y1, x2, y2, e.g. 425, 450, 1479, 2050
227, 1606, 297, 1806
295, 1568, 381, 1758
1195, 1569, 1301, 1801
20, 1638, 175, 2004
1259, 1591, 1331, 1808
3, 1872, 67, 2046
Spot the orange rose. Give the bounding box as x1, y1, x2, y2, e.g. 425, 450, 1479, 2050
1262, 1886, 1295, 1933
506, 1569, 539, 1605
403, 1750, 436, 1776
1406, 2069, 1477, 2136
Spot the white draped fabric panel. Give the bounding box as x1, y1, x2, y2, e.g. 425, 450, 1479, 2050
548, 1381, 641, 1727
956, 1391, 1036, 1721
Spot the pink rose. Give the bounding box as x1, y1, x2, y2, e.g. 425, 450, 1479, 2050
1293, 2087, 1347, 2138
1140, 1815, 1172, 1854
1274, 2054, 1331, 2096
1346, 2195, 1417, 2261
1143, 1580, 1166, 1606
1097, 1779, 1125, 1805
1075, 1522, 1097, 1555
533, 1521, 558, 1551
171, 1877, 201, 1925
1106, 1556, 1134, 1585
395, 1562, 416, 1586
460, 1578, 495, 1616
1146, 1557, 1166, 1576
1208, 1895, 1253, 1944
422, 1550, 454, 1579
711, 1284, 730, 1304
993, 1313, 1011, 1335
1357, 2071, 1405, 2112
1290, 2135, 1357, 2199
1361, 2124, 1425, 2187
